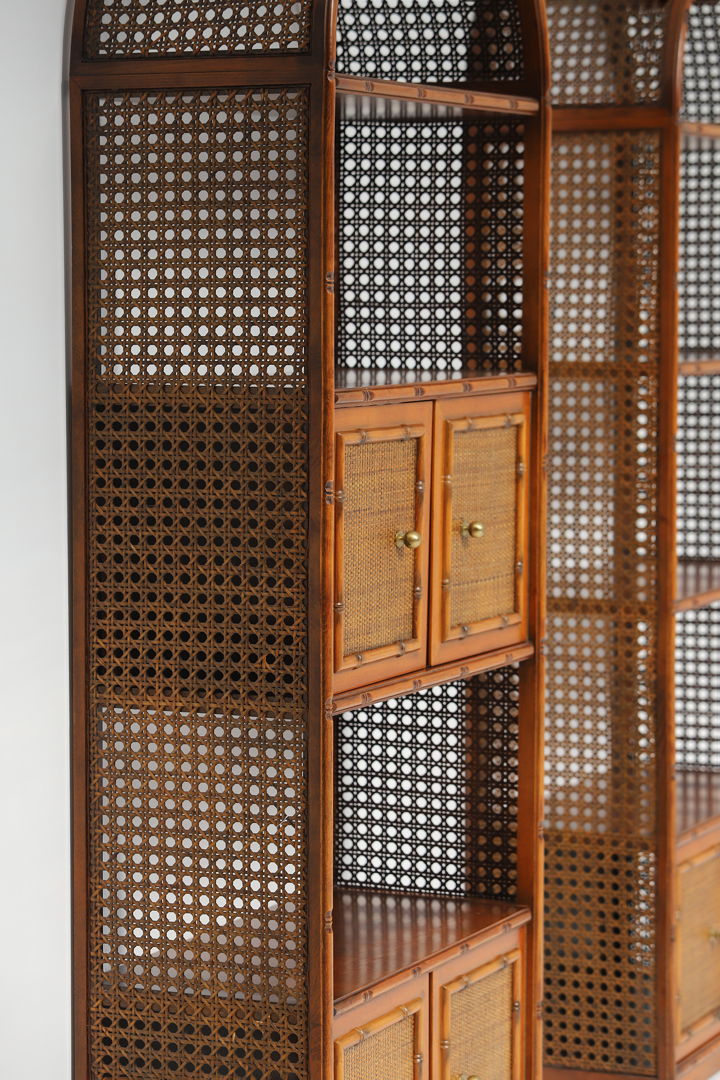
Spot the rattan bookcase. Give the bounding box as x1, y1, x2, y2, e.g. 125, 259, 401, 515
68, 2, 550, 1078
544, 3, 720, 1080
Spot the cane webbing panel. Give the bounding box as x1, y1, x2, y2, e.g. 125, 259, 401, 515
544, 832, 657, 1074
336, 671, 519, 899
677, 374, 720, 561
679, 143, 720, 364
449, 425, 517, 629
683, 2, 720, 124
342, 1013, 416, 1080
544, 130, 661, 1073
546, 0, 668, 106
679, 851, 720, 1032
336, 119, 525, 381
676, 605, 720, 771
84, 88, 310, 1079
342, 437, 418, 657
448, 963, 514, 1080
335, 0, 525, 84
83, 0, 311, 58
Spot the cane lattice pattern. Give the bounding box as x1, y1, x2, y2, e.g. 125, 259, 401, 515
84, 89, 311, 1079
448, 964, 514, 1080
336, 671, 519, 899
336, 119, 525, 381
679, 142, 720, 361
342, 1014, 416, 1080
676, 605, 720, 771
683, 2, 720, 124
335, 0, 525, 84
547, 0, 668, 106
544, 131, 661, 1073
677, 374, 720, 561
679, 850, 720, 1033
83, 0, 311, 58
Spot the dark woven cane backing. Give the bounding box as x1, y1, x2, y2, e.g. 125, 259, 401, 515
342, 1013, 417, 1080
449, 425, 518, 630
679, 850, 720, 1033
683, 2, 720, 124
448, 964, 514, 1080
343, 438, 418, 657
544, 127, 661, 1075
83, 87, 311, 1080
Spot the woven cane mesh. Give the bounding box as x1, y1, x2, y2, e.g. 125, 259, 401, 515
679, 142, 720, 363
449, 425, 517, 629
335, 0, 525, 84
676, 605, 720, 830
83, 0, 311, 58
679, 850, 720, 1032
336, 119, 525, 382
336, 671, 519, 898
448, 964, 513, 1080
342, 438, 417, 657
546, 0, 669, 106
84, 89, 310, 1079
544, 131, 661, 1074
677, 374, 720, 560
342, 1013, 416, 1080
683, 2, 720, 124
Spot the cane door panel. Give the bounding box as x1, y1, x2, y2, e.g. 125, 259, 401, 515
430, 392, 530, 666
678, 845, 720, 1048
433, 948, 523, 1080
333, 403, 433, 693
335, 994, 428, 1080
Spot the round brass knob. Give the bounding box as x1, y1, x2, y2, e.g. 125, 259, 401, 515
709, 927, 720, 946
395, 529, 422, 550
461, 520, 485, 538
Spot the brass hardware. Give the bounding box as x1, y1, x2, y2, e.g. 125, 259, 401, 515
396, 529, 422, 550
709, 927, 720, 945
517, 559, 524, 575
460, 520, 485, 539
517, 460, 526, 477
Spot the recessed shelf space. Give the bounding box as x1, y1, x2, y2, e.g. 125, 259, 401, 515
333, 888, 530, 1007
676, 768, 720, 839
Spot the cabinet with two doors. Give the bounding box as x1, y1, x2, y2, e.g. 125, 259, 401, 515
332, 376, 535, 696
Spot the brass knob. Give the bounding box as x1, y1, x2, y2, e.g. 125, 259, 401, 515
396, 529, 422, 550
709, 927, 720, 946
461, 520, 485, 539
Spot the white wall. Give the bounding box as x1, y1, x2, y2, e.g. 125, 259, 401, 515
0, 1, 72, 1076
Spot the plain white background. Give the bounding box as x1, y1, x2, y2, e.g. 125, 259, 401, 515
0, 0, 72, 1076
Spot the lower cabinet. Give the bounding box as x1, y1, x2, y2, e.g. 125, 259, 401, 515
333, 941, 524, 1080
678, 844, 720, 1054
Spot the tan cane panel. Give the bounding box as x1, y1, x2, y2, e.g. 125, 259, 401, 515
343, 438, 417, 657
83, 0, 312, 57
341, 1013, 416, 1080
83, 87, 311, 1080
447, 962, 516, 1080
679, 849, 720, 1035
449, 423, 519, 630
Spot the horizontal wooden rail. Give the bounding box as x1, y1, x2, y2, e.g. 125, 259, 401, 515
335, 74, 539, 117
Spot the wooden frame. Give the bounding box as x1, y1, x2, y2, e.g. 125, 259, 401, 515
430, 391, 531, 667
676, 845, 720, 1058
68, 2, 549, 1079
334, 994, 428, 1080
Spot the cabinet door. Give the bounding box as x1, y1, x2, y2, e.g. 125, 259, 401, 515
434, 949, 523, 1080
333, 403, 433, 693
678, 846, 720, 1048
430, 392, 530, 666
335, 996, 427, 1080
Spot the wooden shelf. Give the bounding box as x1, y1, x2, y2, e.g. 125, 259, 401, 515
675, 561, 720, 612
334, 368, 537, 407
682, 121, 720, 141
679, 352, 720, 376
676, 768, 720, 841
335, 74, 539, 120
332, 640, 534, 714
333, 888, 530, 1008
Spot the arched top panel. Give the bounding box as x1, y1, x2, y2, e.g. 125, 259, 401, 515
682, 1, 720, 121
81, 0, 314, 58
547, 0, 671, 106
334, 0, 526, 84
